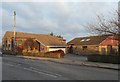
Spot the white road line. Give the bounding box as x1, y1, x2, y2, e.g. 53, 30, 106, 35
4, 63, 14, 67
29, 67, 62, 77
17, 64, 21, 66
23, 67, 58, 78
3, 62, 62, 78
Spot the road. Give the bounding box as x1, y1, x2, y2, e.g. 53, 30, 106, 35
2, 55, 118, 80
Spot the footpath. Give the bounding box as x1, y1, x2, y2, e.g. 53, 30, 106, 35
16, 54, 119, 70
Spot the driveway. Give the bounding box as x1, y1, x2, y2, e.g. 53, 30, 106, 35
64, 54, 87, 62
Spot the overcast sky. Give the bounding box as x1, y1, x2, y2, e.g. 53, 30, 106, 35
1, 0, 118, 43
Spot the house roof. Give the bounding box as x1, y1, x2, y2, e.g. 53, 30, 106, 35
99, 36, 119, 46
2, 31, 67, 47
67, 35, 110, 45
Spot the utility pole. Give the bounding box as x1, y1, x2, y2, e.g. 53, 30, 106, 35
14, 11, 16, 55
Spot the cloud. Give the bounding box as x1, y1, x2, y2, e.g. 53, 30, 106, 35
2, 2, 118, 43
1, 0, 119, 2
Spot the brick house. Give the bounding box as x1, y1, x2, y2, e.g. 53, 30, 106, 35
2, 31, 67, 55
67, 35, 119, 55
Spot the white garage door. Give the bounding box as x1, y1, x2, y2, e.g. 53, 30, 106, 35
49, 48, 66, 53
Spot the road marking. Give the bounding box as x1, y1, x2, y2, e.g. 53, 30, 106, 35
29, 67, 62, 77
4, 62, 59, 78
23, 67, 59, 78
3, 61, 62, 78
4, 63, 14, 67
17, 64, 21, 66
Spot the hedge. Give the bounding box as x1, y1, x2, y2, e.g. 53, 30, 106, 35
2, 50, 65, 58
44, 50, 65, 58
87, 54, 120, 64
22, 50, 65, 58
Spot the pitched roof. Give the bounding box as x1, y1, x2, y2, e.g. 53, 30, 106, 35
67, 35, 110, 45
2, 31, 67, 47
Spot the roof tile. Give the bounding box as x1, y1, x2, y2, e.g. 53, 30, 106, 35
3, 31, 67, 47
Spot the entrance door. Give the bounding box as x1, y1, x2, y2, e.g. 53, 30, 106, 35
101, 48, 106, 55
69, 45, 73, 53
107, 45, 112, 55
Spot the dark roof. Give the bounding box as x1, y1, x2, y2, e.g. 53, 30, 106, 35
67, 35, 110, 45
2, 31, 67, 47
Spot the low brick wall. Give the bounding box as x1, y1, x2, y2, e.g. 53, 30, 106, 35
2, 50, 17, 55
22, 52, 44, 57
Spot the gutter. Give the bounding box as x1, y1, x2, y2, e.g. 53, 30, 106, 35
47, 46, 67, 48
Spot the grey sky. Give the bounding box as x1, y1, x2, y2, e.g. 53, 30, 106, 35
1, 0, 118, 43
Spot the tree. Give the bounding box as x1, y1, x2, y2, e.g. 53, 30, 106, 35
85, 11, 120, 35
84, 10, 120, 55
50, 32, 63, 38
57, 35, 63, 38
23, 38, 39, 51
50, 32, 54, 36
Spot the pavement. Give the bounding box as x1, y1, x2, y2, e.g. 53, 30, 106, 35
16, 54, 119, 70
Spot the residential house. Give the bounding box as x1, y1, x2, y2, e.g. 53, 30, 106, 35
2, 31, 67, 55
67, 35, 119, 55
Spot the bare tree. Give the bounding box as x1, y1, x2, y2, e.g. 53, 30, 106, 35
85, 11, 120, 35
84, 10, 120, 55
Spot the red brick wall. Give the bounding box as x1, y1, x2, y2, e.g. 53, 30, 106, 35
71, 45, 99, 55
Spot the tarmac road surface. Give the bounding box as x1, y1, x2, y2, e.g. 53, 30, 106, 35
2, 55, 118, 80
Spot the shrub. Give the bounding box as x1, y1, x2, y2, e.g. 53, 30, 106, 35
45, 50, 65, 58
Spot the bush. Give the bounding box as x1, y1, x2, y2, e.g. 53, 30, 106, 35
45, 50, 65, 58
87, 54, 120, 64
